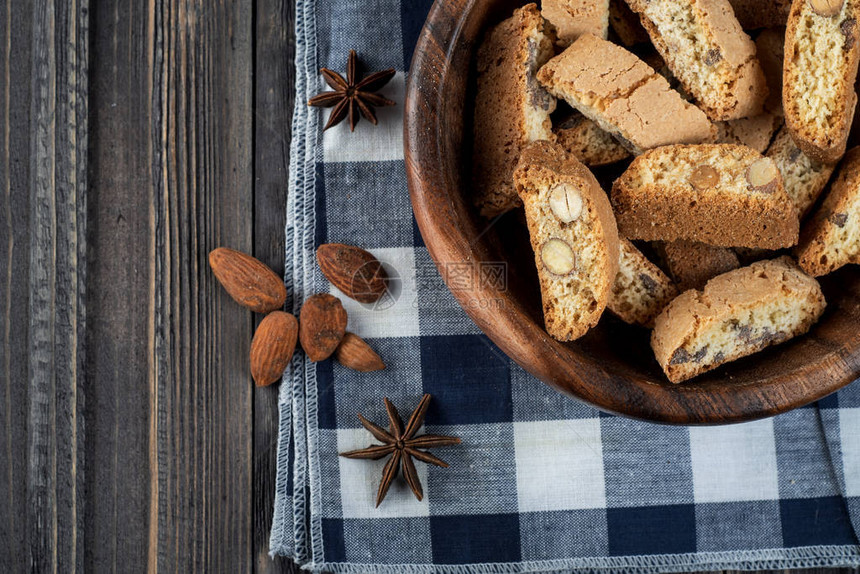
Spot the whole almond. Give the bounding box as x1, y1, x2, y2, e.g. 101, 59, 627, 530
209, 247, 286, 313
316, 243, 388, 303
540, 238, 576, 276
809, 0, 843, 17
299, 293, 348, 361
548, 183, 583, 223
689, 165, 720, 190
250, 311, 298, 387
334, 333, 386, 372
745, 158, 779, 194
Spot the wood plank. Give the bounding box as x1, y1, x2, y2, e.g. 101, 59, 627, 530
156, 1, 254, 568
87, 0, 254, 570
86, 0, 158, 568
0, 0, 33, 571
252, 0, 298, 572
17, 0, 89, 571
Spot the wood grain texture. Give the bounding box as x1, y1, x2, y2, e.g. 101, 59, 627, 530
1, 0, 91, 571
405, 0, 860, 425
85, 2, 153, 568
88, 0, 253, 571
253, 0, 298, 572
0, 0, 33, 571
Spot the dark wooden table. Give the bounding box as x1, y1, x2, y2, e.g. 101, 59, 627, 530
0, 1, 857, 572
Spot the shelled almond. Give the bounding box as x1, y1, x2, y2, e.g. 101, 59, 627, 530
209, 247, 287, 313
299, 293, 348, 362
251, 311, 299, 386
316, 243, 388, 303
334, 333, 386, 372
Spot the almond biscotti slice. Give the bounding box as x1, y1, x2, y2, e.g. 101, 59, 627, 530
797, 147, 860, 275
554, 113, 630, 167
542, 0, 610, 46
767, 125, 836, 216
612, 144, 800, 249
625, 0, 768, 121
472, 4, 557, 218
537, 34, 716, 155
608, 240, 678, 326
660, 240, 741, 291
783, 0, 860, 164
651, 257, 826, 383
513, 141, 620, 340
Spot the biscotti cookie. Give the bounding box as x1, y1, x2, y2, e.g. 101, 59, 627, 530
755, 27, 786, 117
612, 144, 800, 249
728, 0, 791, 29
716, 113, 781, 153
797, 146, 860, 275
554, 113, 631, 166
542, 0, 610, 46
783, 0, 860, 164
609, 0, 650, 45
537, 34, 716, 155
513, 141, 620, 340
625, 0, 768, 121
608, 239, 678, 326
472, 4, 557, 218
651, 257, 826, 383
767, 125, 836, 216
660, 240, 741, 291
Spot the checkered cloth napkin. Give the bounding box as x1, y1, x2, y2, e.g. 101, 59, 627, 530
270, 0, 860, 570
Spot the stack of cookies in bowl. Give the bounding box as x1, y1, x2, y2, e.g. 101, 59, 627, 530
472, 0, 860, 383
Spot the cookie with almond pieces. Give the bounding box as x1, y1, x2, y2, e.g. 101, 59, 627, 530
796, 146, 860, 275
537, 34, 716, 156
625, 0, 768, 121
783, 0, 860, 164
608, 239, 678, 327
472, 4, 557, 218
651, 257, 826, 383
767, 124, 836, 216
612, 144, 799, 249
514, 141, 620, 341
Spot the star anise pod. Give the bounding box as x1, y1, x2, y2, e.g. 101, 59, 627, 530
339, 394, 461, 507
308, 50, 396, 132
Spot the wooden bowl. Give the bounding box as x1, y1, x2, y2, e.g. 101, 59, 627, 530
404, 0, 860, 424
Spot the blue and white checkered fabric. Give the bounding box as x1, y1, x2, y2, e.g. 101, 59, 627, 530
270, 0, 860, 571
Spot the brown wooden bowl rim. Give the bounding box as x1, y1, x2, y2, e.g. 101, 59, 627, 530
403, 0, 860, 424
